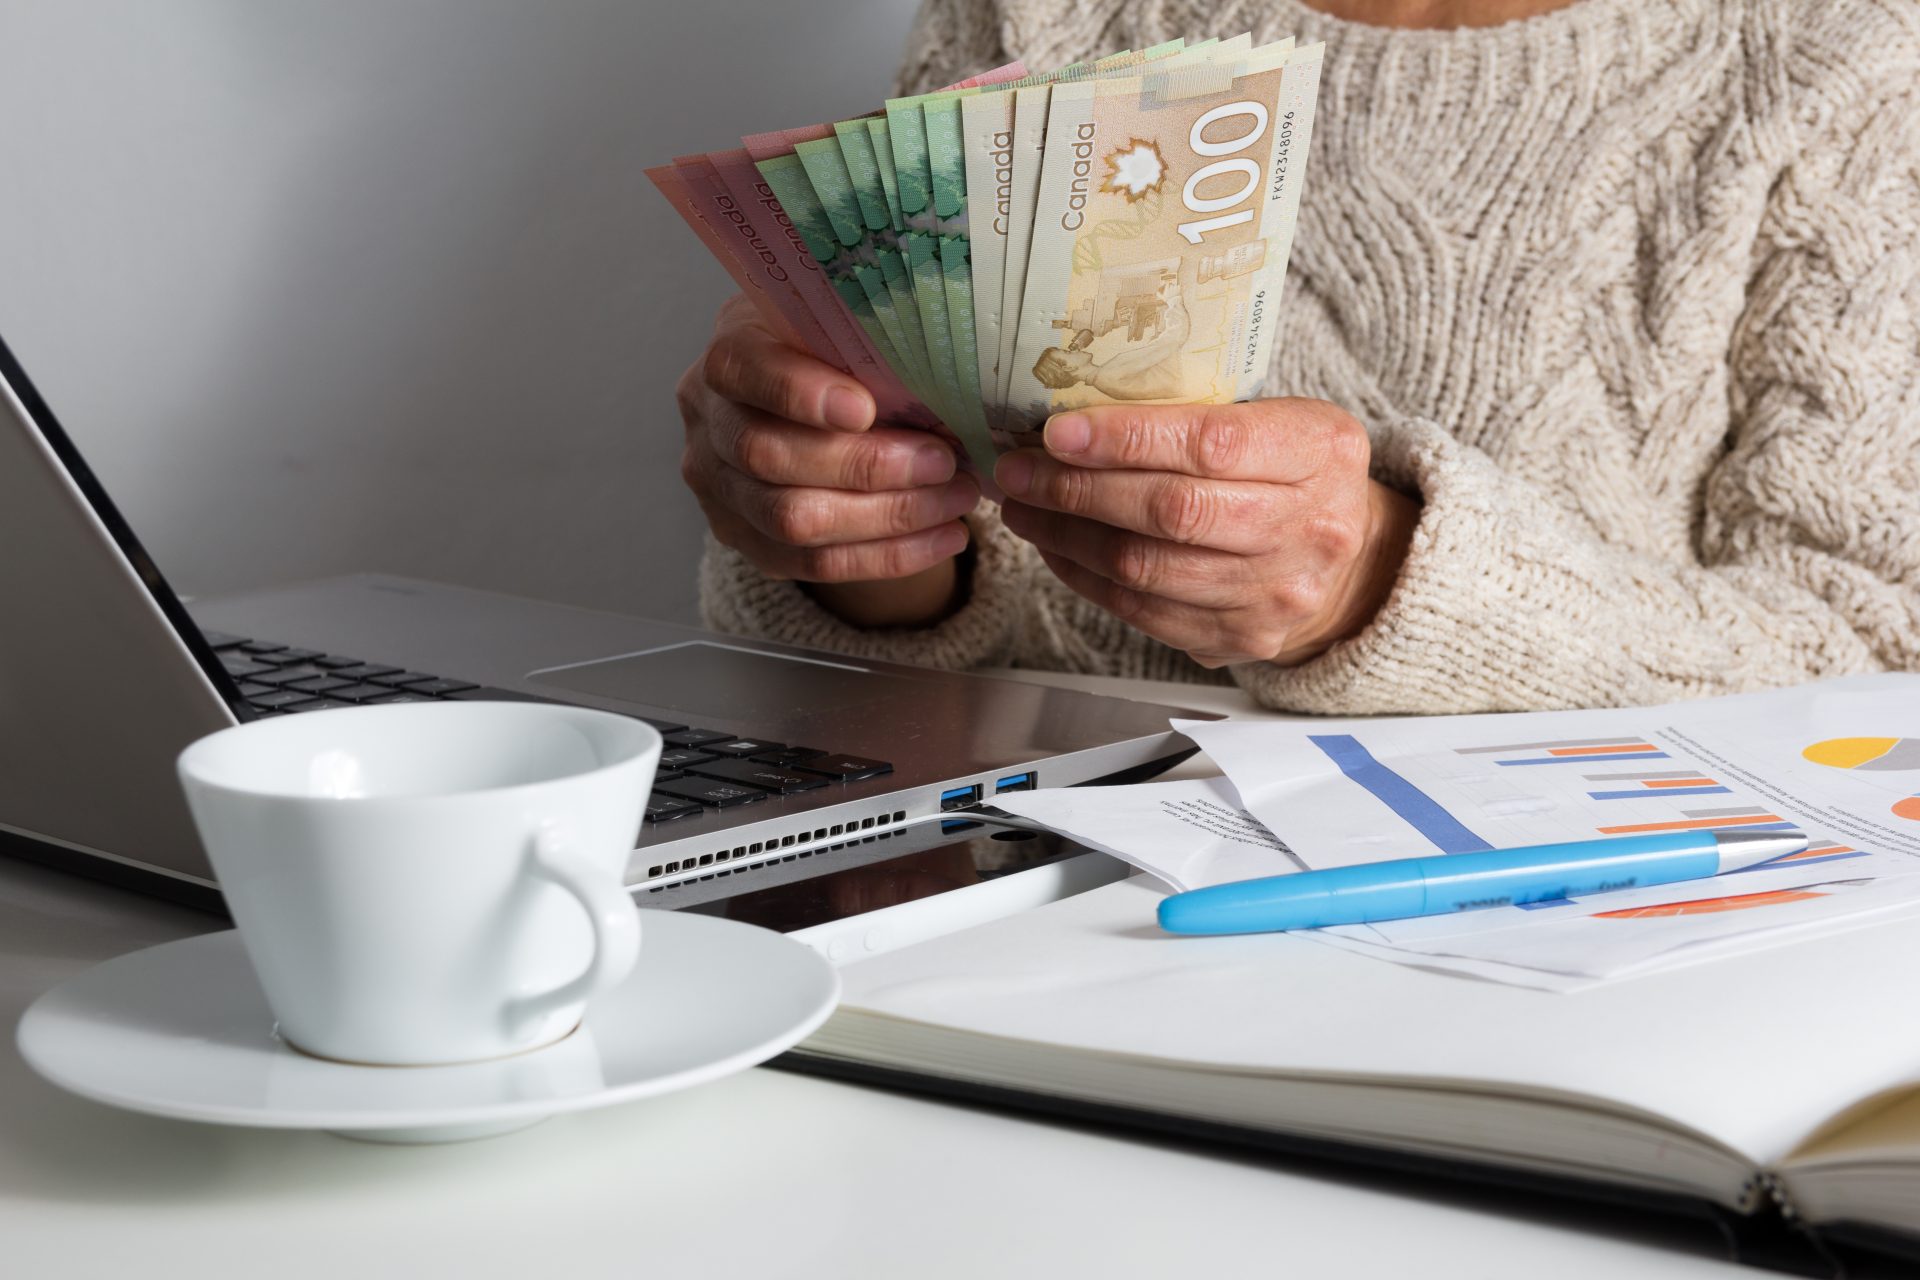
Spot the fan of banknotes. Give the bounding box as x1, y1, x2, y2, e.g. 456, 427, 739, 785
648, 35, 1322, 473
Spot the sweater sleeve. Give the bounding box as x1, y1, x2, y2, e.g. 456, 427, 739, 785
1235, 73, 1920, 715
698, 511, 1030, 669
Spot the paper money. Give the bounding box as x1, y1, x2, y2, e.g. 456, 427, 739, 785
957, 89, 1017, 429
790, 133, 945, 415
824, 122, 927, 399
697, 147, 928, 427
881, 97, 967, 438
645, 162, 816, 356
1004, 42, 1322, 440
996, 84, 1053, 424
650, 39, 1321, 460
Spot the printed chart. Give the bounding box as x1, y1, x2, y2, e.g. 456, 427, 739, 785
1302, 732, 1864, 887
1179, 676, 1920, 988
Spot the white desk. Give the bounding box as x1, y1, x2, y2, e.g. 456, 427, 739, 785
1, 675, 1751, 1279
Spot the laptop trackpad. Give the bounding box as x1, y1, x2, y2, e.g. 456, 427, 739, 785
527, 642, 907, 723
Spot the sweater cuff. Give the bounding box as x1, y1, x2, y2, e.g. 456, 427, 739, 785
1232, 415, 1599, 714
698, 510, 1026, 670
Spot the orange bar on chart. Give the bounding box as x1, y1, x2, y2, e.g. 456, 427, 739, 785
1596, 813, 1785, 835
1595, 888, 1827, 919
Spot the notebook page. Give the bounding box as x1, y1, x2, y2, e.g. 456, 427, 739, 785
830, 877, 1920, 1168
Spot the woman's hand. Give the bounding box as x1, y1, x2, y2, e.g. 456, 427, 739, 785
676, 297, 980, 627
994, 399, 1419, 668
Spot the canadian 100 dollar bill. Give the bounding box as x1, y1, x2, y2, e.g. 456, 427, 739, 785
1004, 42, 1323, 441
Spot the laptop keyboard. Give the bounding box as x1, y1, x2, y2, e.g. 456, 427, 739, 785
199, 630, 893, 823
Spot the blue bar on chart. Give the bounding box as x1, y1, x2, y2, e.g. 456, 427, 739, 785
1308, 735, 1494, 854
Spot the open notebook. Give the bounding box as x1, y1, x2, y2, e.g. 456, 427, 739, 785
787, 877, 1920, 1272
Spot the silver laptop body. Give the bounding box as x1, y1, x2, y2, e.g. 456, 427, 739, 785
0, 332, 1204, 909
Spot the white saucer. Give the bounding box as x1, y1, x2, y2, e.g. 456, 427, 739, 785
16, 909, 839, 1144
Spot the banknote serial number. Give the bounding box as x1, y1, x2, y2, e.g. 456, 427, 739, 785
1269, 110, 1296, 203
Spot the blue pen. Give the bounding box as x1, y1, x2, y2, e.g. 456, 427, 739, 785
1157, 828, 1809, 936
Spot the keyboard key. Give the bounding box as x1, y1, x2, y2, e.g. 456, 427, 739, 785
282, 698, 355, 713
368, 691, 436, 704
329, 663, 402, 681
751, 746, 826, 765
687, 759, 828, 795
198, 630, 248, 650
249, 690, 320, 710
287, 676, 353, 695
663, 728, 735, 748
653, 778, 768, 809
219, 654, 275, 680
703, 739, 785, 758
273, 647, 324, 663
405, 677, 478, 696
635, 715, 688, 734
795, 754, 894, 782
326, 684, 400, 703
369, 671, 436, 687
239, 641, 287, 654
252, 665, 332, 687
652, 770, 685, 783
659, 747, 719, 771
442, 686, 556, 705
311, 654, 364, 669
644, 795, 703, 823
236, 680, 276, 698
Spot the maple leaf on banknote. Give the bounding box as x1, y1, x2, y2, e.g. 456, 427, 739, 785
1102, 138, 1167, 201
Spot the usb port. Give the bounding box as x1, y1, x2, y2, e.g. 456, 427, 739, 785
940, 783, 983, 811
994, 772, 1035, 794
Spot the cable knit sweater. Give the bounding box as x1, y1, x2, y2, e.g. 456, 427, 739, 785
701, 0, 1920, 714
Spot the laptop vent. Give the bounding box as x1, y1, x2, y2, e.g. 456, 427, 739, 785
642, 809, 908, 890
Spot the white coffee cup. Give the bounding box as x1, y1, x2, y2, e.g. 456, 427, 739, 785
177, 701, 659, 1066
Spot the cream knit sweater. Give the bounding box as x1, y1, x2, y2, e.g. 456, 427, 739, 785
701, 0, 1920, 714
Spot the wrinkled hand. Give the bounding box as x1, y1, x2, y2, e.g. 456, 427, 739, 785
994, 399, 1419, 668
676, 297, 979, 608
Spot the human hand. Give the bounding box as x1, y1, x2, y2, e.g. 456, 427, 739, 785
993, 399, 1419, 668
676, 297, 979, 622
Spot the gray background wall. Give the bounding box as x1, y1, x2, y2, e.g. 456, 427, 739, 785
0, 0, 923, 625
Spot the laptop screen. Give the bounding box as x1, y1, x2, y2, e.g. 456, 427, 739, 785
0, 330, 241, 709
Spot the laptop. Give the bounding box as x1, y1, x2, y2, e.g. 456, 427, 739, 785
0, 329, 1208, 919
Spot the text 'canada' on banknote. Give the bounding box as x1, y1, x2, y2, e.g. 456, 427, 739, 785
1003, 42, 1323, 442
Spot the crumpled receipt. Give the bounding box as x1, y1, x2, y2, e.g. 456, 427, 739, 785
989, 776, 1303, 892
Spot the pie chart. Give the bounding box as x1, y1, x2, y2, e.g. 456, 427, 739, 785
1802, 737, 1920, 771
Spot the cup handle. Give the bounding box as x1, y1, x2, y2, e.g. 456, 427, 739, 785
504, 822, 641, 1043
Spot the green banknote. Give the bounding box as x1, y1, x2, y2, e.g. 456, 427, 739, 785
752, 152, 918, 400
882, 95, 970, 455
923, 91, 994, 465
795, 134, 944, 416
865, 119, 905, 228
